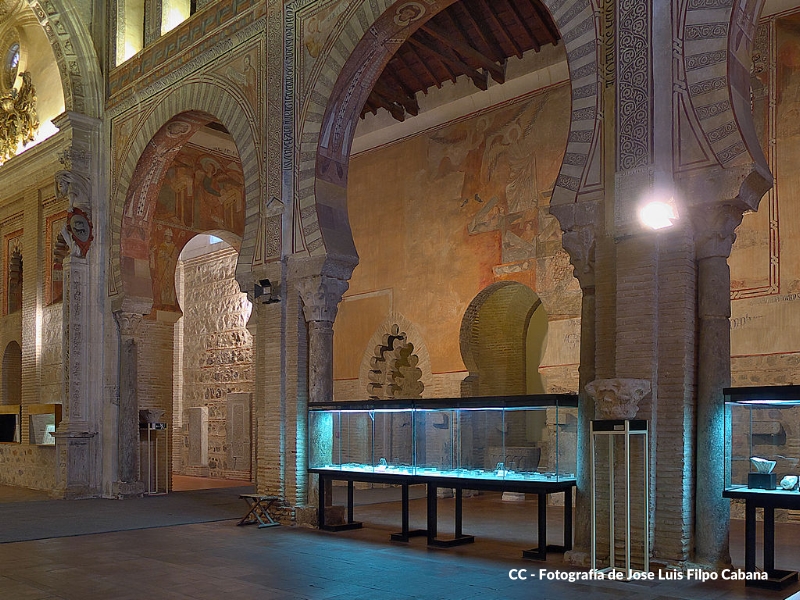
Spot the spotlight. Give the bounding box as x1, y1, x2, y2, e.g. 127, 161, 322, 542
640, 199, 678, 230
254, 279, 280, 304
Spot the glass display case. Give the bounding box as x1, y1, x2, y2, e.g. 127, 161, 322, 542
28, 403, 62, 446
308, 395, 578, 483
724, 385, 800, 492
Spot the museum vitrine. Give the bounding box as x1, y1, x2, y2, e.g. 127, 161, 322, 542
724, 385, 800, 492
308, 395, 578, 482
28, 403, 62, 446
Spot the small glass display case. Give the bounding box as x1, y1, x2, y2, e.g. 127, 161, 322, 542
725, 386, 800, 492
28, 403, 62, 446
308, 395, 578, 483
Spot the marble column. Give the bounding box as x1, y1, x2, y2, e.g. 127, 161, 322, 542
297, 274, 349, 510
297, 275, 349, 405
555, 212, 597, 566
114, 311, 146, 496
692, 202, 743, 568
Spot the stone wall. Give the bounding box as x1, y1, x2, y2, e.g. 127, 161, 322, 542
173, 244, 253, 480
0, 445, 56, 490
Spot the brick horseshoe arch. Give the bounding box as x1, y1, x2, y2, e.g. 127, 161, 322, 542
298, 0, 601, 260
681, 0, 771, 196
110, 81, 261, 308
26, 0, 103, 118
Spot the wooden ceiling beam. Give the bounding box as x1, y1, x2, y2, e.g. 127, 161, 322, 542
421, 22, 505, 84
408, 36, 460, 85
458, 3, 503, 63
502, 0, 540, 52
528, 0, 559, 45
372, 77, 420, 116
410, 34, 489, 91
368, 89, 406, 122
391, 53, 427, 93
406, 42, 442, 89
481, 0, 524, 58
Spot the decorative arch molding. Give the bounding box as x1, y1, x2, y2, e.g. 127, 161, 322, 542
109, 80, 262, 310
358, 313, 432, 400
25, 0, 103, 118
681, 0, 771, 195
295, 0, 600, 260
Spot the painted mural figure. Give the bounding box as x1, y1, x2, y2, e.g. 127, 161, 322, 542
150, 227, 178, 308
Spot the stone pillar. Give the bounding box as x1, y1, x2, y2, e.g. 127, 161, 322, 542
54, 252, 98, 498
692, 202, 743, 568
297, 274, 349, 511
113, 311, 146, 496
553, 206, 597, 566
297, 275, 349, 405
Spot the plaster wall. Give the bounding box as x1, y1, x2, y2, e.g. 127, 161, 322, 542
335, 82, 580, 400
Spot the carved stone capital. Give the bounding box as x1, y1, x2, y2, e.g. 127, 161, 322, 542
550, 201, 599, 290
297, 275, 349, 323
114, 311, 143, 337
691, 202, 745, 261
560, 226, 596, 289
585, 378, 651, 419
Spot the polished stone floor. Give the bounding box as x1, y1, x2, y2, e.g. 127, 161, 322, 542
0, 482, 798, 600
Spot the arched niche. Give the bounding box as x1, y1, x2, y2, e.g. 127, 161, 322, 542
460, 281, 548, 397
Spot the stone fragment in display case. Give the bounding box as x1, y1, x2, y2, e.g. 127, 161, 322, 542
725, 386, 800, 493
308, 394, 578, 483
780, 475, 799, 491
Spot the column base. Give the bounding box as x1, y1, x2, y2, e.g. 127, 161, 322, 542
111, 480, 146, 498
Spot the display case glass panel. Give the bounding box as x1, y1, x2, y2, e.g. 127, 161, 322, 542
28, 403, 62, 446
724, 386, 800, 492
308, 395, 578, 482
0, 405, 20, 443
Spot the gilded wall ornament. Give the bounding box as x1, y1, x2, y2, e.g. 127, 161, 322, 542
0, 70, 38, 161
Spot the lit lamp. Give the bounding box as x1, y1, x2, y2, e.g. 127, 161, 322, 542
254, 279, 280, 304
639, 198, 679, 230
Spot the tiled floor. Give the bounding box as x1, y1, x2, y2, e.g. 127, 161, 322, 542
0, 484, 798, 599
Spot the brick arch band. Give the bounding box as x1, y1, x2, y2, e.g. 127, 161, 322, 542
109, 81, 261, 310
26, 0, 103, 118
299, 0, 601, 260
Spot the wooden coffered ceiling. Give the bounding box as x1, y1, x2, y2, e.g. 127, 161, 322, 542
362, 0, 561, 121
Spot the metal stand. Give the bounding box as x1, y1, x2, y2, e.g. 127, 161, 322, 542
139, 422, 168, 495
591, 419, 649, 578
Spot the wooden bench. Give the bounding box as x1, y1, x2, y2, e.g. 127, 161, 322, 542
236, 494, 281, 528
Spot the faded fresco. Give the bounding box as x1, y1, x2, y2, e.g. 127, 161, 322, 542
731, 10, 800, 384
336, 83, 575, 395
150, 144, 245, 312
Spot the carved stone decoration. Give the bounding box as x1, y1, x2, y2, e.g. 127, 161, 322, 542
297, 275, 349, 323
616, 0, 651, 170
691, 202, 746, 260
0, 71, 38, 162
114, 311, 143, 338
585, 378, 651, 419
550, 201, 599, 290
367, 324, 424, 400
